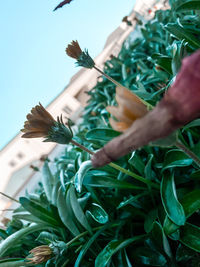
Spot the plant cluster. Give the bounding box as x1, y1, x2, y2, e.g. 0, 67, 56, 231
0, 0, 200, 266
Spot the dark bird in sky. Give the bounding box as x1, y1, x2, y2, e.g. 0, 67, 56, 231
54, 0, 74, 11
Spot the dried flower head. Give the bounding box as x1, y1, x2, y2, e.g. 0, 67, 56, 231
27, 245, 53, 264
21, 103, 73, 144
66, 40, 95, 69
107, 86, 148, 132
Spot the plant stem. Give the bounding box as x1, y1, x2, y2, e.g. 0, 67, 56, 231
0, 192, 19, 203
93, 65, 152, 109
176, 140, 200, 167
66, 223, 119, 247
94, 65, 122, 87
71, 139, 94, 155
109, 162, 159, 189
70, 139, 159, 189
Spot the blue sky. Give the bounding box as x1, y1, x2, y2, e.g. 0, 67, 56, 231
0, 0, 135, 150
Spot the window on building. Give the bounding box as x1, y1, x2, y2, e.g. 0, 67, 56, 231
9, 160, 16, 167
62, 105, 72, 115
17, 152, 24, 159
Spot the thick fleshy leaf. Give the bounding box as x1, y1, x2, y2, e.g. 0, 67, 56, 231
180, 223, 200, 252
182, 118, 200, 131
69, 186, 92, 233
176, 0, 200, 11
75, 223, 110, 267
86, 203, 108, 224
13, 212, 44, 224
144, 209, 158, 233
42, 161, 55, 203
128, 151, 145, 175
152, 221, 172, 259
95, 236, 145, 267
161, 173, 186, 226
19, 197, 60, 226
0, 259, 27, 266
164, 189, 200, 235
74, 161, 93, 193
0, 224, 46, 256
86, 128, 120, 143
57, 186, 80, 236
151, 53, 172, 74
190, 169, 200, 179
181, 189, 200, 217
176, 244, 196, 262
133, 247, 167, 266
84, 175, 146, 190
162, 149, 193, 170
164, 23, 200, 49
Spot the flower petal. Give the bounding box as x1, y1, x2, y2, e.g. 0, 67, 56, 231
106, 106, 133, 124
109, 118, 131, 132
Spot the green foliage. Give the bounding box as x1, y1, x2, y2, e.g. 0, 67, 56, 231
1, 2, 200, 266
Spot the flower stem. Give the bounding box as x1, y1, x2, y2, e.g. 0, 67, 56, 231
109, 162, 159, 189
71, 139, 94, 155
93, 65, 122, 87
0, 192, 19, 203
93, 65, 153, 109
175, 140, 200, 167
66, 223, 119, 247
70, 139, 159, 189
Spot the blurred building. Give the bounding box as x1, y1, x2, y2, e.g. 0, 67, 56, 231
0, 0, 168, 220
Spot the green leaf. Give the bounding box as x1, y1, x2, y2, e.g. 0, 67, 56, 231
128, 152, 145, 175
163, 216, 179, 236
144, 209, 158, 233
182, 118, 200, 131
69, 186, 92, 233
190, 169, 200, 179
164, 23, 200, 49
42, 161, 55, 203
75, 224, 110, 267
0, 224, 47, 256
84, 175, 146, 190
57, 186, 80, 236
19, 197, 59, 226
180, 223, 200, 252
152, 222, 172, 259
95, 236, 144, 267
74, 160, 93, 193
161, 172, 186, 226
164, 189, 200, 235
86, 203, 108, 224
151, 53, 172, 74
0, 259, 27, 267
13, 212, 44, 224
134, 247, 167, 266
86, 128, 120, 143
162, 149, 193, 171
176, 244, 196, 262
181, 189, 200, 217
176, 0, 200, 11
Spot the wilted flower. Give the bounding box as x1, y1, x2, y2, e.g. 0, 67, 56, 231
92, 49, 200, 167
66, 40, 151, 109
27, 245, 53, 264
66, 40, 95, 69
21, 103, 73, 144
107, 86, 148, 132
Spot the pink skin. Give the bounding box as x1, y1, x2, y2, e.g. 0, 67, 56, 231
92, 50, 200, 167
